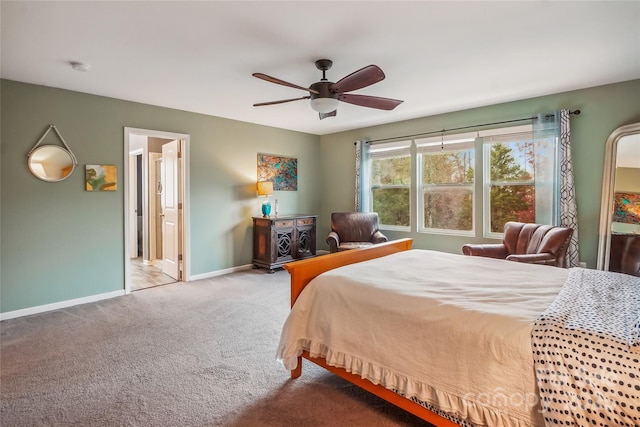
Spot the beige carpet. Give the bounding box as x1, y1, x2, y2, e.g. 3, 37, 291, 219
0, 269, 428, 426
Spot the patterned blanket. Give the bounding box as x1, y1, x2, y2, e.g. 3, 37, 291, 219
531, 268, 640, 426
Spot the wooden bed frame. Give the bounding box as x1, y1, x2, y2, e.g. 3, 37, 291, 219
283, 238, 459, 427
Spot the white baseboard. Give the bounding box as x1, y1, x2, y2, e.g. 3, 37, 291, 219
0, 290, 126, 321
2, 264, 256, 321
188, 263, 253, 281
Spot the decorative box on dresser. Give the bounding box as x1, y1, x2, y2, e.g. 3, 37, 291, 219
252, 215, 317, 273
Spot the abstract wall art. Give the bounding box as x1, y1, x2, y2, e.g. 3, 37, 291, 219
257, 153, 297, 191
612, 192, 640, 224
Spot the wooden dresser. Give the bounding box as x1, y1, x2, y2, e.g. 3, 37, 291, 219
609, 233, 640, 277
252, 215, 317, 273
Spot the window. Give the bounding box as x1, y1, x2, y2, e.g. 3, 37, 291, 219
419, 136, 475, 233
369, 140, 411, 228
363, 124, 558, 237
482, 130, 556, 236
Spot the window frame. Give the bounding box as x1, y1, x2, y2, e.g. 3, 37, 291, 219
368, 140, 413, 231
363, 124, 558, 238
417, 134, 477, 236
480, 126, 557, 238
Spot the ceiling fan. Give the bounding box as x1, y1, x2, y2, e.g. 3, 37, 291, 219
252, 59, 403, 120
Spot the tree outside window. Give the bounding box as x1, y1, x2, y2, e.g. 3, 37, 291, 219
486, 136, 555, 233
422, 149, 474, 231
371, 155, 411, 227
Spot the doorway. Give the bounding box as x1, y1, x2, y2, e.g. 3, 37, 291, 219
124, 128, 190, 293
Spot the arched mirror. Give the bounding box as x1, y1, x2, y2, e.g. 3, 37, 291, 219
28, 145, 76, 182
597, 122, 640, 276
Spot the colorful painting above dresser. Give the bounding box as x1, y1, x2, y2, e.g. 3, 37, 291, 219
257, 153, 297, 191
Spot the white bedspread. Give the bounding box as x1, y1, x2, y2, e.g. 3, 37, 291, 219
276, 249, 570, 427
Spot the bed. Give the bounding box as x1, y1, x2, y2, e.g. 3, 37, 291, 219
276, 239, 640, 427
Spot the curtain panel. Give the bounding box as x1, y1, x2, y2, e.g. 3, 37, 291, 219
533, 110, 580, 267
354, 139, 370, 212
558, 109, 580, 267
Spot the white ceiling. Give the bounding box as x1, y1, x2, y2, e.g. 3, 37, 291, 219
2, 1, 639, 136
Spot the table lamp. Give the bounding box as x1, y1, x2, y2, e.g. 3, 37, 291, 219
257, 181, 274, 217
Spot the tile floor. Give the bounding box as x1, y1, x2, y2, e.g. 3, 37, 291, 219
130, 257, 177, 291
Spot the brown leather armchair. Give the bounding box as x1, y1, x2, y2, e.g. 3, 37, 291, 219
326, 212, 388, 253
462, 221, 574, 268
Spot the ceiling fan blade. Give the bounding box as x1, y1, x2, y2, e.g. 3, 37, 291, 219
330, 65, 385, 94
253, 73, 320, 95
319, 110, 337, 120
253, 96, 310, 107
339, 94, 403, 111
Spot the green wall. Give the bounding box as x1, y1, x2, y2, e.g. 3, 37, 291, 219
319, 79, 640, 268
3, 78, 639, 315
1, 79, 321, 314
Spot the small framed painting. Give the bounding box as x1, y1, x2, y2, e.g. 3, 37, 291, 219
85, 165, 117, 191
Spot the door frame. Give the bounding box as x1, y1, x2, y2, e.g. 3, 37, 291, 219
129, 149, 143, 259
124, 127, 190, 294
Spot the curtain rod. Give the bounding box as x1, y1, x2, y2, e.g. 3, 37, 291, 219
359, 109, 581, 145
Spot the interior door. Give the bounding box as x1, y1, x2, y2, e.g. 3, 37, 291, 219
148, 152, 162, 261
161, 140, 181, 280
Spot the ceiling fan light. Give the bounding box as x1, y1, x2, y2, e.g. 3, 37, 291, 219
310, 97, 339, 114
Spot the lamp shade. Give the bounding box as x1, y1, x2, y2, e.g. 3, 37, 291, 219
257, 181, 274, 196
